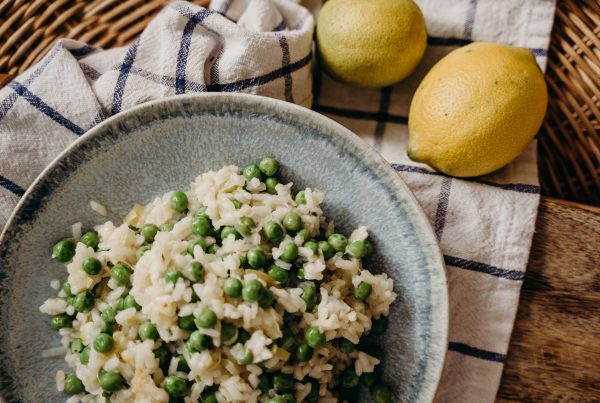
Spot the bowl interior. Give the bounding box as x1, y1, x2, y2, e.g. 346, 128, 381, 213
0, 94, 447, 402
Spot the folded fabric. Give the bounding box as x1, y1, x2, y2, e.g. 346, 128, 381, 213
0, 0, 557, 401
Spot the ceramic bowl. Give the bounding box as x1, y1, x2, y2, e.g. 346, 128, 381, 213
0, 93, 447, 402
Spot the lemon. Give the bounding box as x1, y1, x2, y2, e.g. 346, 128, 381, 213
316, 0, 427, 88
407, 42, 548, 177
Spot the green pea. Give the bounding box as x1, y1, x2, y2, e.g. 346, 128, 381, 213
354, 281, 372, 300
123, 294, 141, 310
110, 263, 131, 286
327, 233, 348, 252
305, 326, 325, 348
136, 245, 151, 260
154, 346, 171, 370
224, 277, 243, 297
80, 346, 90, 365
80, 231, 99, 249
258, 372, 272, 393
141, 224, 159, 243
296, 229, 309, 242
247, 247, 267, 269
220, 324, 239, 346
207, 243, 219, 254
170, 191, 188, 213
360, 372, 377, 387
52, 240, 75, 262
341, 367, 359, 388
268, 264, 289, 282
73, 291, 94, 313
283, 213, 302, 232
280, 242, 298, 263
273, 372, 294, 392
239, 253, 248, 268
301, 287, 317, 311
70, 338, 84, 354
63, 282, 72, 296
159, 222, 174, 232
265, 176, 279, 194
295, 191, 306, 205
364, 240, 374, 256
191, 290, 200, 302
187, 238, 206, 255
262, 221, 285, 244
139, 322, 159, 341
339, 338, 356, 354
318, 241, 335, 260
258, 288, 275, 308
81, 257, 102, 275
188, 330, 212, 352
221, 226, 240, 240
66, 295, 76, 306
238, 329, 251, 344
347, 241, 367, 259
63, 374, 84, 395
93, 333, 114, 353
242, 279, 264, 302
99, 371, 125, 393
201, 389, 218, 403
163, 268, 181, 284
236, 346, 253, 365
235, 216, 255, 237
177, 355, 190, 372
296, 267, 306, 280
371, 315, 389, 335
101, 308, 117, 325
282, 393, 296, 403
195, 308, 217, 328
276, 326, 295, 349
178, 315, 196, 331
51, 314, 73, 330
304, 240, 318, 255
243, 164, 264, 182
258, 157, 279, 176
191, 216, 210, 236
113, 297, 125, 312
267, 397, 286, 403
182, 261, 204, 282
163, 375, 186, 397
370, 383, 392, 403
296, 343, 313, 361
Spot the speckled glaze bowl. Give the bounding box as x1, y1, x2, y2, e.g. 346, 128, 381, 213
0, 93, 447, 402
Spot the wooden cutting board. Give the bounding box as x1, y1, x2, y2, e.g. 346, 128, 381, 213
497, 197, 600, 401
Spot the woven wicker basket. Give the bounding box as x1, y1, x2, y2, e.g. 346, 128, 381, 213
1, 0, 598, 205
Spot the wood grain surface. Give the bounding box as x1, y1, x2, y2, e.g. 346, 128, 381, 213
497, 197, 600, 402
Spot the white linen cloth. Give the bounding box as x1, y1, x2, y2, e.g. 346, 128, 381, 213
0, 0, 557, 401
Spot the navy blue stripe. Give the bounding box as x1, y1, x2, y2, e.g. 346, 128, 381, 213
444, 255, 525, 281
313, 104, 408, 125
8, 81, 85, 136
70, 45, 97, 57
273, 20, 286, 32
434, 178, 452, 239
448, 342, 506, 362
374, 86, 393, 150
0, 175, 25, 197
79, 63, 102, 81
175, 10, 213, 94
111, 39, 140, 115
428, 36, 548, 57
206, 52, 312, 92
392, 164, 541, 194
277, 35, 294, 103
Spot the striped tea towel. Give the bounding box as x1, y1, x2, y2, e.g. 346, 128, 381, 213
0, 0, 557, 401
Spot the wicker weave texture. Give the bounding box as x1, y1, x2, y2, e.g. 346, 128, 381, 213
0, 0, 598, 205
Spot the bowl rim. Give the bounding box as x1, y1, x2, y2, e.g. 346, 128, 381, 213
0, 92, 448, 402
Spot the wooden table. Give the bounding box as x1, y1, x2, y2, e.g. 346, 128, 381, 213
497, 198, 600, 401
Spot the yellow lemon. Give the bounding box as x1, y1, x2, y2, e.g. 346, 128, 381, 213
316, 0, 427, 88
407, 42, 548, 177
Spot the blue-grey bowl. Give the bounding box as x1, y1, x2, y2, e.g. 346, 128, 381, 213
0, 93, 447, 402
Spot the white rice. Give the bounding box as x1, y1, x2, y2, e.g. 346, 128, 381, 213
41, 164, 397, 402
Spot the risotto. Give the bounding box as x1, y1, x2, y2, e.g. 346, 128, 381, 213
40, 158, 397, 403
